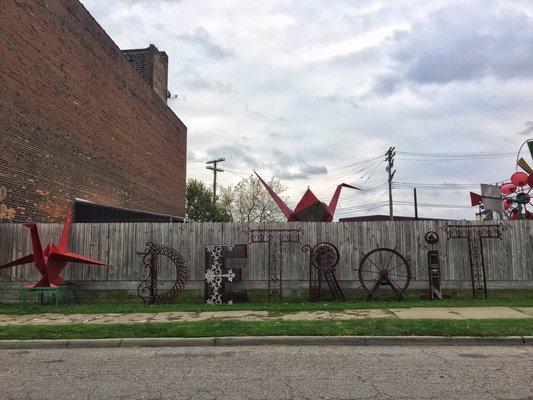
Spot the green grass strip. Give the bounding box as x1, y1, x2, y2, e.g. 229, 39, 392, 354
0, 319, 531, 340
1, 297, 532, 315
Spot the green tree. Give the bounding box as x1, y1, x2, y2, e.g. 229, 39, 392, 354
219, 175, 288, 222
186, 179, 232, 222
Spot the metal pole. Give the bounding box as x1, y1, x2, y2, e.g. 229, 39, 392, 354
206, 158, 225, 203
386, 147, 396, 221
414, 188, 418, 219
213, 167, 217, 203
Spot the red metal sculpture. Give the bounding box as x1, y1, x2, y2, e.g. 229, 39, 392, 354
254, 171, 359, 222
502, 139, 533, 219
470, 140, 533, 219
0, 214, 107, 287
501, 171, 533, 220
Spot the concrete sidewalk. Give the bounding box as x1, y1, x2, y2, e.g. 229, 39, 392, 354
0, 306, 531, 326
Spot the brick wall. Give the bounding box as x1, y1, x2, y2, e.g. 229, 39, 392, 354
0, 0, 187, 222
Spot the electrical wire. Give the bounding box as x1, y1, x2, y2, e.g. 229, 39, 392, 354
396, 151, 516, 162
396, 151, 515, 158
393, 182, 481, 190
395, 200, 471, 209
337, 199, 472, 213
196, 153, 388, 185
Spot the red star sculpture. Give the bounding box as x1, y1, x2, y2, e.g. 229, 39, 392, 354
0, 213, 108, 287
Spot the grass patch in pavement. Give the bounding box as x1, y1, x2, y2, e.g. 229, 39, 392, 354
0, 318, 531, 340
1, 296, 532, 316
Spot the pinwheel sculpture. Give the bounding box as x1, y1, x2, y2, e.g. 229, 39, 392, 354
470, 139, 533, 219
0, 214, 108, 287
517, 139, 533, 176
254, 171, 359, 222
500, 140, 533, 220
501, 172, 533, 220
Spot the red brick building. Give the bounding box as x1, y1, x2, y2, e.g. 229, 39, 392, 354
0, 0, 187, 223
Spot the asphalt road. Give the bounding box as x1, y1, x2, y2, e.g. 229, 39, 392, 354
0, 345, 531, 400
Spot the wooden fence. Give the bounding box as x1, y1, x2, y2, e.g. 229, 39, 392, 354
0, 221, 532, 290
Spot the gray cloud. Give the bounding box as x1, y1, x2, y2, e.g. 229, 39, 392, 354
321, 95, 360, 109
369, 2, 533, 96
175, 27, 234, 59
244, 106, 287, 125
207, 144, 328, 180
518, 121, 533, 136
328, 45, 384, 68
276, 164, 328, 180
370, 72, 400, 96
183, 78, 234, 94
206, 144, 263, 171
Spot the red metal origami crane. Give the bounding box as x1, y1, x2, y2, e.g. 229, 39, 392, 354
0, 214, 107, 287
255, 171, 360, 222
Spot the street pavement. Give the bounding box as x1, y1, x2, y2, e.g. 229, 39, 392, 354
0, 306, 531, 326
0, 345, 531, 399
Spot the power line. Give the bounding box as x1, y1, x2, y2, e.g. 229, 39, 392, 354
224, 169, 249, 178
313, 158, 386, 197
339, 184, 388, 200
395, 200, 471, 209
337, 199, 472, 213
362, 189, 389, 216
336, 201, 390, 213
396, 151, 515, 158
325, 153, 386, 172
397, 158, 513, 162
357, 159, 387, 186
396, 150, 515, 164
394, 182, 481, 190
199, 153, 388, 185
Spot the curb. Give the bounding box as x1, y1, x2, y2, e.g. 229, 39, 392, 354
0, 336, 530, 349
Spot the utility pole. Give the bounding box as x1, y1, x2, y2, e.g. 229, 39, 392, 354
413, 187, 418, 219
386, 147, 396, 221
206, 158, 225, 203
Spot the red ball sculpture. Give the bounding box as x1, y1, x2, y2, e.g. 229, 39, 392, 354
501, 172, 533, 220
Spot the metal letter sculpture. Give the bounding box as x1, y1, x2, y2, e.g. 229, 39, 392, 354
424, 231, 443, 300
443, 224, 506, 299
355, 247, 411, 300
303, 242, 345, 302
248, 229, 303, 301
137, 242, 188, 305
254, 171, 359, 221
205, 245, 248, 304
0, 214, 107, 287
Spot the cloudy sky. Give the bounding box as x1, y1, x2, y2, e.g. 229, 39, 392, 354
83, 0, 533, 220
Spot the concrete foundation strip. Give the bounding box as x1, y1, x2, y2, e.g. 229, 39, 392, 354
0, 336, 530, 349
